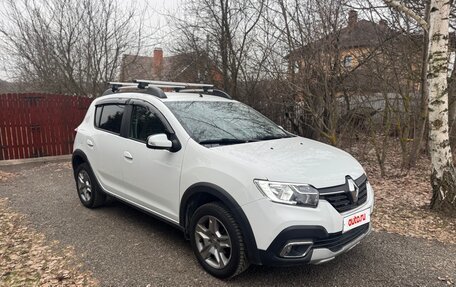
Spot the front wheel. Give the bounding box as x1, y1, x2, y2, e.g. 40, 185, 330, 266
189, 202, 250, 279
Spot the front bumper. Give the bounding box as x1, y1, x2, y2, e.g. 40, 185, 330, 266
258, 222, 371, 266
310, 223, 371, 264
242, 181, 374, 266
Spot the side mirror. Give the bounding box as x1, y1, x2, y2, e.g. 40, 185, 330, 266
146, 134, 173, 150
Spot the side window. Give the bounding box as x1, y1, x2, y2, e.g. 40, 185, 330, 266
96, 104, 125, 134
94, 106, 103, 127
129, 105, 167, 142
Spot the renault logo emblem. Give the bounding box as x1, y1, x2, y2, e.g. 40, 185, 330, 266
347, 178, 359, 203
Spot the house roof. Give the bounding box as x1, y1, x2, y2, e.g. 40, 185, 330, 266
287, 19, 396, 59
336, 19, 392, 49
288, 17, 456, 59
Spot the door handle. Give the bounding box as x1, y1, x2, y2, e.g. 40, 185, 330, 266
123, 151, 133, 160
86, 139, 94, 147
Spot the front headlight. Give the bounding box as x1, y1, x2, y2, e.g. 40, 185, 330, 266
254, 180, 319, 207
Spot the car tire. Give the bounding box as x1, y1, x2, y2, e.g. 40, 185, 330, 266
74, 162, 106, 208
189, 202, 250, 279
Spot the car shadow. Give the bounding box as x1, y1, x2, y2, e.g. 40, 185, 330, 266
100, 198, 186, 243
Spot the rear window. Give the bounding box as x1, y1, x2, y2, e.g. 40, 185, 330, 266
95, 104, 125, 134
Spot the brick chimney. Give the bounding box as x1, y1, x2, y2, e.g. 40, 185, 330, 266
153, 48, 163, 79
348, 10, 358, 28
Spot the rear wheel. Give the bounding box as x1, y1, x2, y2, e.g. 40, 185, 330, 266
189, 202, 250, 279
74, 163, 106, 208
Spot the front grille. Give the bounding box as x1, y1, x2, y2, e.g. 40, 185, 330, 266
313, 223, 369, 252
319, 175, 368, 213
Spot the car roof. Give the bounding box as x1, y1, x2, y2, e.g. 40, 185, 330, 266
94, 91, 236, 105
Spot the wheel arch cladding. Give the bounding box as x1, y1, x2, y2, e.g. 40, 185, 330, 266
180, 182, 261, 264
72, 149, 88, 171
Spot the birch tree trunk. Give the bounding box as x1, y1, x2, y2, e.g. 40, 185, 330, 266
427, 0, 456, 213
385, 0, 456, 213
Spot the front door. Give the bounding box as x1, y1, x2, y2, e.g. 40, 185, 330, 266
121, 103, 183, 222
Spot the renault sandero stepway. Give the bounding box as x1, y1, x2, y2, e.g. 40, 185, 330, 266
72, 80, 374, 279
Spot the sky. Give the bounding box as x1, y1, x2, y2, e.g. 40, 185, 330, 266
141, 0, 182, 53
0, 0, 182, 81
116, 0, 185, 59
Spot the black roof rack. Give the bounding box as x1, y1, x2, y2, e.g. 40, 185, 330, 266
176, 88, 232, 99
101, 80, 231, 100
102, 81, 168, 98
135, 79, 214, 92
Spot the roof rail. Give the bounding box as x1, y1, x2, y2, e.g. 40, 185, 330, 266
108, 81, 137, 91
102, 81, 167, 98
101, 80, 231, 100
135, 79, 214, 91
176, 88, 232, 99
133, 80, 186, 90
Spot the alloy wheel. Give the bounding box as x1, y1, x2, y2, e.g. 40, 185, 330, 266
194, 215, 232, 269
77, 170, 92, 202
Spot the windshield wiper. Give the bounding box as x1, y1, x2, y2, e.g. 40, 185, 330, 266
198, 138, 253, 145
256, 134, 294, 141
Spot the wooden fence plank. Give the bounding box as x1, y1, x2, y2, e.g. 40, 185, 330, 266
19, 94, 28, 158
5, 94, 12, 159
15, 94, 24, 159
0, 94, 5, 160
11, 94, 19, 159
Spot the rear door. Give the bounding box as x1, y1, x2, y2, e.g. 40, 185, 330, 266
91, 102, 127, 195
121, 101, 184, 222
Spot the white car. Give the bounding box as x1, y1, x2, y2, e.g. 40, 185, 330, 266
72, 80, 374, 279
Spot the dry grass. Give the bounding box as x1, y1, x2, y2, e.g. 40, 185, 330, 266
347, 142, 456, 245
0, 198, 98, 287
0, 171, 15, 182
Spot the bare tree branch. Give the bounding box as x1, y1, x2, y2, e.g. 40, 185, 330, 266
383, 0, 429, 30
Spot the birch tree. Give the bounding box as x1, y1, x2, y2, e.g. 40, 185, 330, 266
384, 0, 456, 213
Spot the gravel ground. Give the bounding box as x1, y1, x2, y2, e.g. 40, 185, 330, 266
1, 161, 456, 287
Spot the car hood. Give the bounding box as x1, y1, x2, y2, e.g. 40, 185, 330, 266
211, 137, 365, 188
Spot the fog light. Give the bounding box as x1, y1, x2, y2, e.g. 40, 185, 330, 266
279, 241, 313, 258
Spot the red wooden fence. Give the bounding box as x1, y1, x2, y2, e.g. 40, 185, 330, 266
0, 93, 92, 160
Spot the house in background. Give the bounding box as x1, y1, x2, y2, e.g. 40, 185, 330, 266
286, 9, 432, 116
330, 10, 392, 71
287, 10, 414, 92
288, 10, 455, 98
119, 48, 223, 85
283, 10, 431, 138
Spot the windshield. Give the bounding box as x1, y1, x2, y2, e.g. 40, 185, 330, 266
165, 101, 292, 145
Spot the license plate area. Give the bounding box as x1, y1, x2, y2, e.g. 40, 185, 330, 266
343, 208, 370, 233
